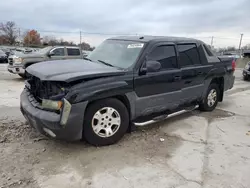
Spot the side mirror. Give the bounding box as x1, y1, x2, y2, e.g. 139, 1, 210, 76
140, 60, 161, 75
48, 51, 55, 57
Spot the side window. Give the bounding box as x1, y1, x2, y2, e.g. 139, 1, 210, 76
67, 48, 80, 56
177, 44, 201, 67
52, 48, 65, 56
148, 45, 178, 70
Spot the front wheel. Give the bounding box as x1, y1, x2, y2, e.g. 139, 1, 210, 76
18, 74, 26, 79
83, 98, 129, 146
199, 83, 220, 112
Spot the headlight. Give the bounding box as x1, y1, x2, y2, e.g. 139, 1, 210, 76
245, 64, 249, 70
13, 57, 23, 64
42, 99, 63, 110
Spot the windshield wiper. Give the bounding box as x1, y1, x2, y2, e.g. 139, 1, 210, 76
83, 57, 93, 61
97, 60, 114, 67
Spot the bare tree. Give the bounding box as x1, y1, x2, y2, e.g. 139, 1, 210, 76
242, 44, 250, 50
0, 21, 18, 45
42, 35, 58, 46
78, 42, 95, 51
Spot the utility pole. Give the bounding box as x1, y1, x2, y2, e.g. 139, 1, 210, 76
210, 36, 214, 48
238, 33, 243, 51
18, 28, 21, 45
28, 33, 30, 47
80, 30, 82, 50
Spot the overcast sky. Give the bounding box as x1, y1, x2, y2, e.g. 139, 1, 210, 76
1, 0, 250, 47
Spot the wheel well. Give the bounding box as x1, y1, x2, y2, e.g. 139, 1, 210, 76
211, 77, 224, 101
113, 95, 131, 116
84, 95, 132, 134
24, 63, 34, 68
86, 95, 131, 119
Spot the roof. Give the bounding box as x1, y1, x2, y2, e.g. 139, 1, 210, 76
109, 35, 200, 43
51, 46, 80, 48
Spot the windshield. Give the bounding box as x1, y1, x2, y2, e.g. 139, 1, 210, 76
37, 46, 52, 54
11, 51, 24, 56
0, 50, 5, 54
88, 40, 144, 69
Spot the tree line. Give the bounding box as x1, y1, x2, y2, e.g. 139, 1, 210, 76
216, 46, 250, 53
0, 21, 95, 51
1, 21, 250, 52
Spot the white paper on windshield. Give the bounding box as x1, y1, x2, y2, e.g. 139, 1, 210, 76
127, 44, 144, 48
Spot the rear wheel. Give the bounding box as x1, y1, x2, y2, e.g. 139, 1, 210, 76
199, 83, 220, 111
83, 98, 129, 146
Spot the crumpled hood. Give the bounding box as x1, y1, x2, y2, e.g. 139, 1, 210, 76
26, 59, 125, 82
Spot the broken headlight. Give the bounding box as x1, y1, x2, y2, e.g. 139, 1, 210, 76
41, 99, 63, 110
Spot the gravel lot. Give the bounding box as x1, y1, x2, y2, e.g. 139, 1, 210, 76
0, 64, 250, 188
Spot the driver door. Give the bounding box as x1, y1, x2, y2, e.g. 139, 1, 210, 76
49, 47, 66, 60
134, 43, 182, 117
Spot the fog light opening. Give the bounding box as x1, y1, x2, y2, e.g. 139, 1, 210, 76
43, 128, 56, 138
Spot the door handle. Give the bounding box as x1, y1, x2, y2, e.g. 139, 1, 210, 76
197, 72, 203, 75
174, 76, 181, 81
185, 80, 192, 84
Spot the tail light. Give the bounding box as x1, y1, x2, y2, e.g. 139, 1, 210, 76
232, 59, 236, 71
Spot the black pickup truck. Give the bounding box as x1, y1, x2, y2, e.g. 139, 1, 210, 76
20, 36, 235, 146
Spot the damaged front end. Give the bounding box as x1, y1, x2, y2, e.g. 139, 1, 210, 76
25, 73, 72, 126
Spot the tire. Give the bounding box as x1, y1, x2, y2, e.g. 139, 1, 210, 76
199, 83, 220, 112
83, 98, 129, 146
243, 75, 248, 81
18, 74, 26, 78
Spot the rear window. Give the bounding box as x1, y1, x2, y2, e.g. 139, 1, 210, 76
177, 44, 201, 67
67, 48, 80, 56
203, 44, 214, 56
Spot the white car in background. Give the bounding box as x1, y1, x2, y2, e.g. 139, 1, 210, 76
223, 52, 241, 60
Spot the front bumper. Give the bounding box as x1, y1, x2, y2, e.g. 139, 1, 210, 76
8, 64, 25, 74
20, 89, 88, 141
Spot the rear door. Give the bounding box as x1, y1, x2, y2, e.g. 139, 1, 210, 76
134, 43, 182, 117
177, 43, 208, 103
66, 48, 82, 59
